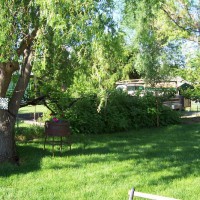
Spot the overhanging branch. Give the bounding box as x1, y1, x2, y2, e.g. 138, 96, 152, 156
20, 95, 47, 107
161, 6, 200, 34
17, 28, 38, 56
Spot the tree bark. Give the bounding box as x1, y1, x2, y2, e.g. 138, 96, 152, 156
0, 62, 19, 97
0, 110, 17, 163
0, 47, 33, 164
0, 62, 19, 163
9, 48, 33, 117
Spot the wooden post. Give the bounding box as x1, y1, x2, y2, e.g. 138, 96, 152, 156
155, 91, 159, 127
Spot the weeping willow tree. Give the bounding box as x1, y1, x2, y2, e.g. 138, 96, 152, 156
123, 0, 199, 84
0, 0, 123, 163
123, 0, 164, 84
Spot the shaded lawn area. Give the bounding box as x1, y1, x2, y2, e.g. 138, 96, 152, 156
0, 123, 200, 200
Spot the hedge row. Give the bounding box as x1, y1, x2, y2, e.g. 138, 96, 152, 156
65, 91, 180, 134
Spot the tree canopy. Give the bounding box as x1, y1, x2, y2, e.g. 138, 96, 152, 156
123, 0, 200, 85
0, 0, 125, 163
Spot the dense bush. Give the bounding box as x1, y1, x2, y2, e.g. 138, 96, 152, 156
66, 94, 105, 134
65, 90, 180, 134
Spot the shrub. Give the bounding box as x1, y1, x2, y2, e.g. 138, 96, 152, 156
66, 94, 105, 134
159, 106, 181, 126
64, 90, 180, 134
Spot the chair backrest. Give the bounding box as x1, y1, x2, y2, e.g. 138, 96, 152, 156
45, 121, 71, 137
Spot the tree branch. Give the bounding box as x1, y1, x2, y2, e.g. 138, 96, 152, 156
20, 95, 47, 107
17, 28, 38, 56
43, 100, 56, 114
9, 47, 33, 117
161, 6, 199, 34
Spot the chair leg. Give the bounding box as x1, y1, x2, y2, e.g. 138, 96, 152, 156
44, 136, 47, 150
68, 136, 72, 150
44, 135, 72, 155
60, 137, 63, 153
52, 137, 55, 157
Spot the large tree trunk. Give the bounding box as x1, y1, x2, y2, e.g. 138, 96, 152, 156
0, 47, 33, 164
0, 110, 17, 163
0, 62, 19, 163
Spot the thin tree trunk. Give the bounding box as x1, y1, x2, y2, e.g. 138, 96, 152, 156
155, 91, 159, 127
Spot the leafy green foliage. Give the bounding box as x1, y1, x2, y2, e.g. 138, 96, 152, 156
123, 0, 200, 84
175, 49, 200, 100
66, 94, 105, 134
1, 0, 125, 105
0, 0, 40, 61
123, 0, 171, 83
30, 0, 124, 100
63, 91, 180, 134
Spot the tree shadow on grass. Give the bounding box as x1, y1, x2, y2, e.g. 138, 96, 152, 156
105, 124, 200, 187
1, 123, 199, 187
63, 124, 200, 187
0, 144, 51, 177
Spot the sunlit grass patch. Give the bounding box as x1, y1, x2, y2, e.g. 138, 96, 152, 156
19, 105, 48, 114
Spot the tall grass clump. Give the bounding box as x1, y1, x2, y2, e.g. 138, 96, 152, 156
15, 123, 44, 141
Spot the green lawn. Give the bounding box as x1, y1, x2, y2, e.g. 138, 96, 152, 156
19, 105, 48, 114
0, 123, 200, 200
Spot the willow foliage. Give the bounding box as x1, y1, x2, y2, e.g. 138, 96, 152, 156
123, 0, 199, 84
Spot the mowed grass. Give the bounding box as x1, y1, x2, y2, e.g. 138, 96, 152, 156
19, 105, 48, 114
0, 123, 200, 200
